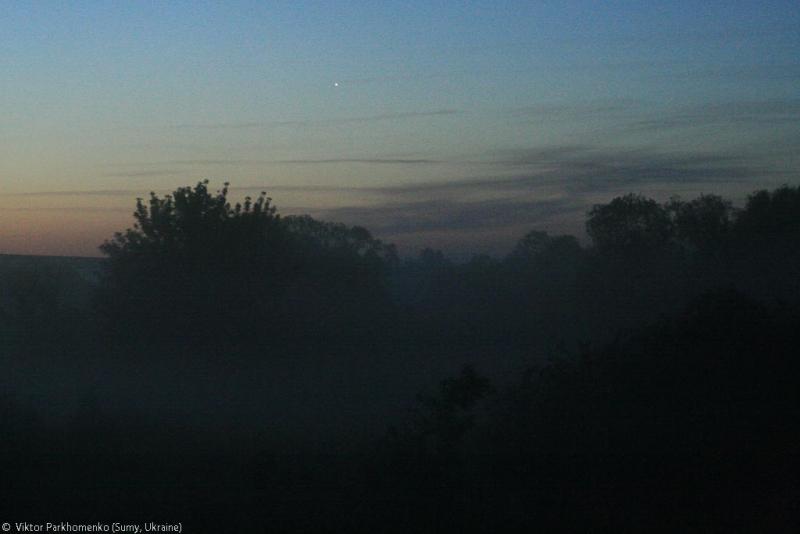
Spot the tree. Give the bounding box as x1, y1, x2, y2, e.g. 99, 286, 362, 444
413, 365, 494, 453
667, 194, 733, 251
100, 180, 281, 264
98, 181, 397, 346
734, 185, 800, 241
509, 230, 552, 260
98, 181, 292, 343
282, 215, 396, 263
508, 230, 583, 267
586, 194, 671, 254
729, 185, 800, 303
278, 215, 398, 338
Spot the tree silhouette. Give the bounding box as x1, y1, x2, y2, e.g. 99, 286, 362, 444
98, 181, 290, 343
735, 185, 800, 241
586, 193, 671, 254
278, 215, 398, 340
97, 181, 397, 347
508, 230, 583, 271
667, 194, 733, 251
100, 180, 282, 264
729, 185, 800, 303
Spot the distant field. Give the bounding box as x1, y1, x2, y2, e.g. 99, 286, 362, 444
0, 254, 104, 313
0, 253, 104, 283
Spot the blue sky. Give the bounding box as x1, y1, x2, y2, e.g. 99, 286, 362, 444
1, 1, 798, 257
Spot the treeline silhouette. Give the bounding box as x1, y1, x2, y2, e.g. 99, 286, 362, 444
1, 181, 798, 530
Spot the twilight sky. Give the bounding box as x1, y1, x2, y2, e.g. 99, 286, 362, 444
1, 1, 798, 258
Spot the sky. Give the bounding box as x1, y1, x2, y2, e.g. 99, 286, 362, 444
1, 1, 798, 258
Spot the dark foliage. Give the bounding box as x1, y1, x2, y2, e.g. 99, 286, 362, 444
98, 181, 285, 343
667, 193, 734, 251
586, 193, 672, 254
96, 181, 397, 348
2, 182, 800, 530
372, 290, 799, 531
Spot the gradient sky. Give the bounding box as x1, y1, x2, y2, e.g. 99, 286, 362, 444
1, 1, 798, 258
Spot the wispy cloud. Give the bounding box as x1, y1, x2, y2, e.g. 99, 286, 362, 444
270, 157, 441, 165
8, 190, 145, 197
625, 99, 800, 132
103, 157, 443, 170
172, 109, 460, 129
315, 196, 586, 236
334, 69, 473, 86
507, 99, 642, 120
0, 206, 130, 213
677, 64, 800, 82
15, 144, 779, 200
175, 157, 440, 166
107, 159, 253, 166
235, 144, 780, 198
279, 143, 787, 252
104, 169, 185, 178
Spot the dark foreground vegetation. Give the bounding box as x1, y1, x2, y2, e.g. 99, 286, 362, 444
1, 181, 799, 531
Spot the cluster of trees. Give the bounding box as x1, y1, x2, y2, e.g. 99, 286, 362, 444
2, 181, 798, 529
389, 187, 800, 359
358, 187, 800, 529
370, 288, 800, 530
94, 182, 800, 358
